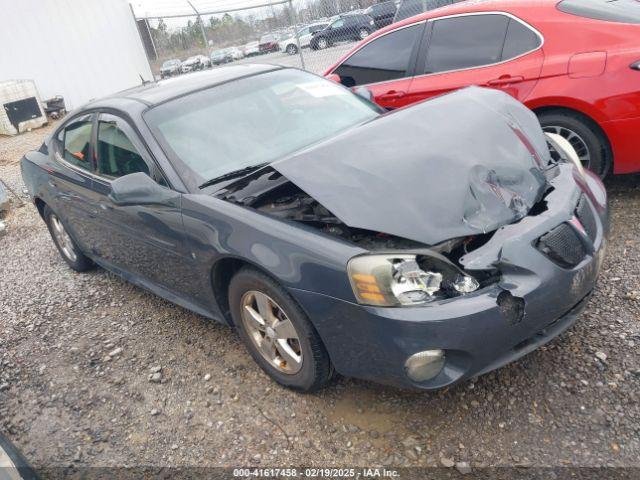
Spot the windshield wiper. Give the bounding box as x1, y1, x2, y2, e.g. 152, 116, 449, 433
198, 163, 268, 190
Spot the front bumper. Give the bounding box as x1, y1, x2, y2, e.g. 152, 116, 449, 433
290, 164, 609, 390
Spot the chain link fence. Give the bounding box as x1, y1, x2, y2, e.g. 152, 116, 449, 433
135, 0, 461, 80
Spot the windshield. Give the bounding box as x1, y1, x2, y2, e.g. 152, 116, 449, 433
145, 69, 379, 188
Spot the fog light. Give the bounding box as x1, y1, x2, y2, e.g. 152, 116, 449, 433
404, 350, 445, 382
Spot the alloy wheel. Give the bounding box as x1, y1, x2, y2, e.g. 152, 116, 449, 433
50, 214, 77, 262
240, 291, 303, 374
543, 125, 591, 169
317, 38, 328, 49
359, 28, 369, 40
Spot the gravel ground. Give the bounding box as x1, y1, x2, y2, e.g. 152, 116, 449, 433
1, 124, 639, 474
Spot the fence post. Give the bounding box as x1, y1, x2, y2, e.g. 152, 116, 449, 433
187, 0, 210, 50
288, 0, 306, 70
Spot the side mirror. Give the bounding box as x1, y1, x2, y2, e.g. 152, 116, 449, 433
353, 86, 374, 101
326, 73, 341, 83
109, 172, 179, 206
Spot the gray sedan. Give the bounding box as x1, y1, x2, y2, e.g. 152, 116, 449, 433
20, 66, 608, 391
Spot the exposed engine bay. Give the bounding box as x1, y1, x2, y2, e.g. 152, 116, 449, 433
216, 167, 502, 290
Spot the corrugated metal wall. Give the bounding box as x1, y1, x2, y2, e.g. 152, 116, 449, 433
0, 0, 153, 110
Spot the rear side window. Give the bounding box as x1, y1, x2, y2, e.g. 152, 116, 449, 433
558, 0, 640, 24
334, 24, 421, 86
62, 117, 93, 171
97, 116, 149, 178
425, 14, 510, 74
501, 18, 541, 60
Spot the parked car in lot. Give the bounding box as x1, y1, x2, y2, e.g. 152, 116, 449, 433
259, 34, 280, 54
211, 49, 233, 65
279, 22, 329, 55
21, 65, 608, 391
196, 54, 211, 69
159, 59, 182, 79
244, 41, 260, 57
227, 46, 245, 61
365, 1, 398, 29
326, 0, 640, 177
181, 56, 202, 73
310, 14, 376, 50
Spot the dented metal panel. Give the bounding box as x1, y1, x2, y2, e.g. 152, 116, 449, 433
273, 87, 551, 246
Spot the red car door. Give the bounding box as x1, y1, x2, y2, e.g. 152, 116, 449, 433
406, 13, 544, 105
330, 23, 425, 109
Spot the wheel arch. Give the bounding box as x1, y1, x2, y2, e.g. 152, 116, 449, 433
210, 255, 286, 326
34, 197, 47, 220
530, 104, 614, 172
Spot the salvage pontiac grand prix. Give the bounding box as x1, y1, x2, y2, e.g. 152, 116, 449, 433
20, 65, 608, 391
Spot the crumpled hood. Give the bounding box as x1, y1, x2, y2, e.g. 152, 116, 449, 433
272, 86, 551, 246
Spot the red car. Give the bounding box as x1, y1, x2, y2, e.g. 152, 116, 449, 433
325, 0, 640, 177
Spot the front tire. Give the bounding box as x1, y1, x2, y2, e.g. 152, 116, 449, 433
44, 205, 93, 272
316, 37, 329, 50
537, 110, 610, 178
228, 268, 332, 392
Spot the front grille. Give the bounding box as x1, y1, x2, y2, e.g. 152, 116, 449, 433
576, 195, 597, 242
537, 223, 587, 268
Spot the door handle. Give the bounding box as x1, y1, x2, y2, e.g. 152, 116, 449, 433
378, 90, 406, 101
487, 76, 525, 86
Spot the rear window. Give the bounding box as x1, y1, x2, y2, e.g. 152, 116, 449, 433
557, 0, 640, 24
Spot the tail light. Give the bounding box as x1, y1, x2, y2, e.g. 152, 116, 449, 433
631, 61, 640, 71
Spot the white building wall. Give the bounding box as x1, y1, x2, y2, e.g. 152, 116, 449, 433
0, 0, 153, 110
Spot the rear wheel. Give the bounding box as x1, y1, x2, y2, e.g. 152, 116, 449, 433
537, 110, 610, 178
286, 44, 298, 55
44, 205, 93, 272
228, 268, 332, 392
358, 27, 370, 40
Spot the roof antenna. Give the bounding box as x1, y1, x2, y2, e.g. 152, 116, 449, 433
139, 74, 150, 85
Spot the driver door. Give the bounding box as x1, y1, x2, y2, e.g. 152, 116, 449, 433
86, 112, 193, 294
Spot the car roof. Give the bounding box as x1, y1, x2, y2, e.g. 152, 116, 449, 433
87, 64, 282, 109
398, 0, 558, 21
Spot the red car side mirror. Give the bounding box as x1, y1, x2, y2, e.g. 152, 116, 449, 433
326, 73, 341, 83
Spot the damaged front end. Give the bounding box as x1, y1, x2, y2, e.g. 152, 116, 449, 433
216, 165, 503, 307
215, 87, 567, 309
213, 87, 608, 388
215, 84, 606, 313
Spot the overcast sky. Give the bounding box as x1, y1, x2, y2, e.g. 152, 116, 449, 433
131, 0, 294, 18
130, 0, 304, 29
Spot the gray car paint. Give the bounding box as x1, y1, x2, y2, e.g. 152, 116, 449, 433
274, 86, 550, 246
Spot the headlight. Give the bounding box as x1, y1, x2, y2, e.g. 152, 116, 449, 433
348, 254, 480, 307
